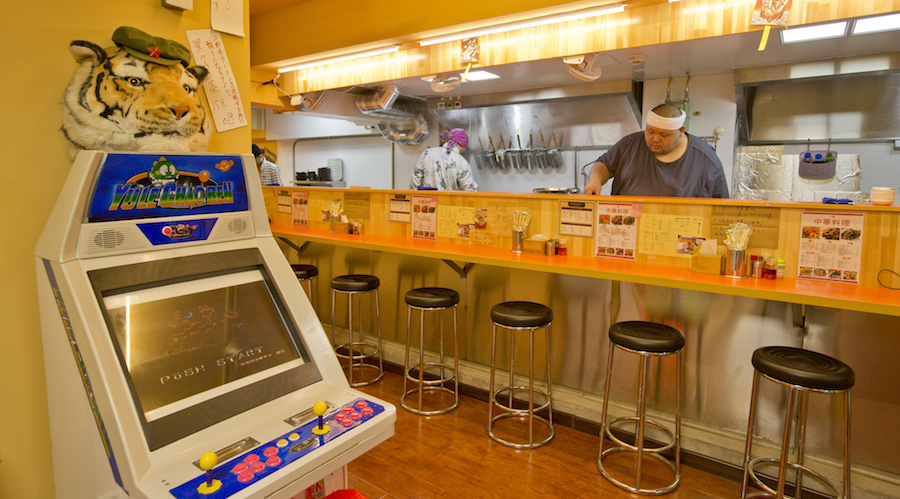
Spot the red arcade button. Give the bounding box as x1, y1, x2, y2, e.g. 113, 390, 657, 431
243, 454, 260, 464
355, 400, 368, 409
266, 455, 282, 467
341, 419, 353, 427
232, 462, 248, 474
342, 406, 353, 414
361, 407, 373, 416
237, 471, 254, 483
350, 411, 361, 420
263, 446, 278, 457
250, 461, 266, 473
335, 413, 345, 422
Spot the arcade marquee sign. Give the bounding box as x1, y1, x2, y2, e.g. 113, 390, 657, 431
88, 153, 249, 223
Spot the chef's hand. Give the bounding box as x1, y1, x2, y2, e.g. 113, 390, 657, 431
583, 161, 610, 195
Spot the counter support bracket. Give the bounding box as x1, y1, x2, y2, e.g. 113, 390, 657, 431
791, 303, 806, 328
442, 260, 474, 278
279, 238, 310, 256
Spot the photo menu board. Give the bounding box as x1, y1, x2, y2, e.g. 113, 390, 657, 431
797, 211, 863, 284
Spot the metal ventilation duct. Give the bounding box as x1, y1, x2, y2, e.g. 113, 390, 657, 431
356, 85, 429, 144
735, 53, 900, 145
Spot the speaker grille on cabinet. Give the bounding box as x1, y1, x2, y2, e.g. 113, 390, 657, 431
94, 229, 125, 249
227, 218, 248, 234
84, 225, 147, 256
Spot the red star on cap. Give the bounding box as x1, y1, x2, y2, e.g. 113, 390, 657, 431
148, 46, 162, 58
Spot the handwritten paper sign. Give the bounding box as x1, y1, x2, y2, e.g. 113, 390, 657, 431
291, 190, 309, 226
185, 29, 247, 133
211, 0, 245, 37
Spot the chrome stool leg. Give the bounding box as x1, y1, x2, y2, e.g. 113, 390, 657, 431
331, 285, 383, 387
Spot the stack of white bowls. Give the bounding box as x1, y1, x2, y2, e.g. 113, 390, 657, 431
871, 187, 896, 206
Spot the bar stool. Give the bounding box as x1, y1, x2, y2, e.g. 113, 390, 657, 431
741, 346, 854, 499
330, 274, 383, 387
487, 301, 554, 449
401, 287, 460, 415
598, 321, 684, 495
291, 264, 318, 306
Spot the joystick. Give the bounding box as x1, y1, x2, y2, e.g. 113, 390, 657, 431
197, 452, 221, 494
311, 401, 330, 436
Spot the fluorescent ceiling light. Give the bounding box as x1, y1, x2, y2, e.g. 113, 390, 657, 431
462, 71, 501, 81
419, 5, 625, 47
780, 22, 847, 43
852, 13, 900, 34
278, 46, 399, 73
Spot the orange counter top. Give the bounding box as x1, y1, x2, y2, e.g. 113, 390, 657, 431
271, 225, 900, 317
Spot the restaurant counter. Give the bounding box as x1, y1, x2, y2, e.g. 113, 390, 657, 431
266, 187, 900, 498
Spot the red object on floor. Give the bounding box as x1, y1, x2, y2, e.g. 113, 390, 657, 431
324, 490, 368, 499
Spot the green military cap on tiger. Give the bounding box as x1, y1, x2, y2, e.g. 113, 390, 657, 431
111, 26, 191, 67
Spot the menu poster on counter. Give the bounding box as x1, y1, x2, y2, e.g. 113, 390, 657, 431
638, 214, 704, 258
291, 190, 309, 226
390, 194, 411, 222
559, 200, 595, 237
797, 212, 863, 284
438, 206, 475, 239
595, 202, 636, 259
276, 190, 292, 214
411, 195, 437, 240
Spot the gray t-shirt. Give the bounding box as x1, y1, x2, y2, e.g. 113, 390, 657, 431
597, 132, 729, 198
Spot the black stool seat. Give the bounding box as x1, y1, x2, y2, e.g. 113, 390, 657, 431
491, 301, 553, 328
608, 321, 685, 354
331, 274, 380, 292
291, 264, 318, 279
752, 346, 855, 391
405, 287, 459, 308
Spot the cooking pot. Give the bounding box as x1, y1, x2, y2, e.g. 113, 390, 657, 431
318, 167, 332, 181
296, 172, 307, 181
533, 187, 579, 194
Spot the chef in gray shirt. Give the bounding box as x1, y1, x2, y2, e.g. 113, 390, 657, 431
583, 103, 729, 198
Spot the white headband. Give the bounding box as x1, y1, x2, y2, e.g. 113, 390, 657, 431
646, 109, 686, 130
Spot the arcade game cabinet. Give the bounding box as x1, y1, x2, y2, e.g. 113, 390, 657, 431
35, 151, 396, 499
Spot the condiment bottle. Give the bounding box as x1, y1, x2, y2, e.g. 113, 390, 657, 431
557, 239, 568, 256
750, 255, 761, 278
776, 258, 786, 279
763, 257, 777, 280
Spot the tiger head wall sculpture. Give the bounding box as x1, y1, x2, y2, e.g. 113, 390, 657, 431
61, 26, 211, 158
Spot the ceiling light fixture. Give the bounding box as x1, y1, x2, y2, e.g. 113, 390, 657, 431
278, 45, 400, 73
852, 13, 900, 35
780, 22, 848, 44
418, 4, 625, 47
462, 71, 501, 81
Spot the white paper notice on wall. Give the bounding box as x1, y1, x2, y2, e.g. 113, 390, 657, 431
211, 0, 244, 37
185, 29, 247, 133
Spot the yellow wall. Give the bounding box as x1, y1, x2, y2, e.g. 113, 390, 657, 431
0, 1, 250, 497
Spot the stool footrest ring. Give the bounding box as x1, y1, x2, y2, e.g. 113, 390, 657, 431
335, 342, 380, 361
491, 386, 551, 414
604, 416, 677, 455
404, 362, 455, 387
341, 363, 384, 387
488, 412, 555, 449
597, 446, 680, 495
400, 386, 459, 415
747, 456, 841, 498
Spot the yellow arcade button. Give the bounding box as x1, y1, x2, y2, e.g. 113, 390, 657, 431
288, 433, 300, 441
276, 438, 289, 447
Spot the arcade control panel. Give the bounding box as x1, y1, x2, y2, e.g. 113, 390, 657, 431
170, 398, 385, 498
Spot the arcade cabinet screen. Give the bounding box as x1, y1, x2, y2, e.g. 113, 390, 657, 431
103, 270, 304, 422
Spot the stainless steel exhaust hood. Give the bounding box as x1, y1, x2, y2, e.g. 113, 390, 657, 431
735, 52, 900, 145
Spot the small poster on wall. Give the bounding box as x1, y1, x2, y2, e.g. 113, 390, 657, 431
797, 211, 863, 284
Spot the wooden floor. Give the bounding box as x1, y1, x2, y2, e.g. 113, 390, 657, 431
347, 370, 749, 499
